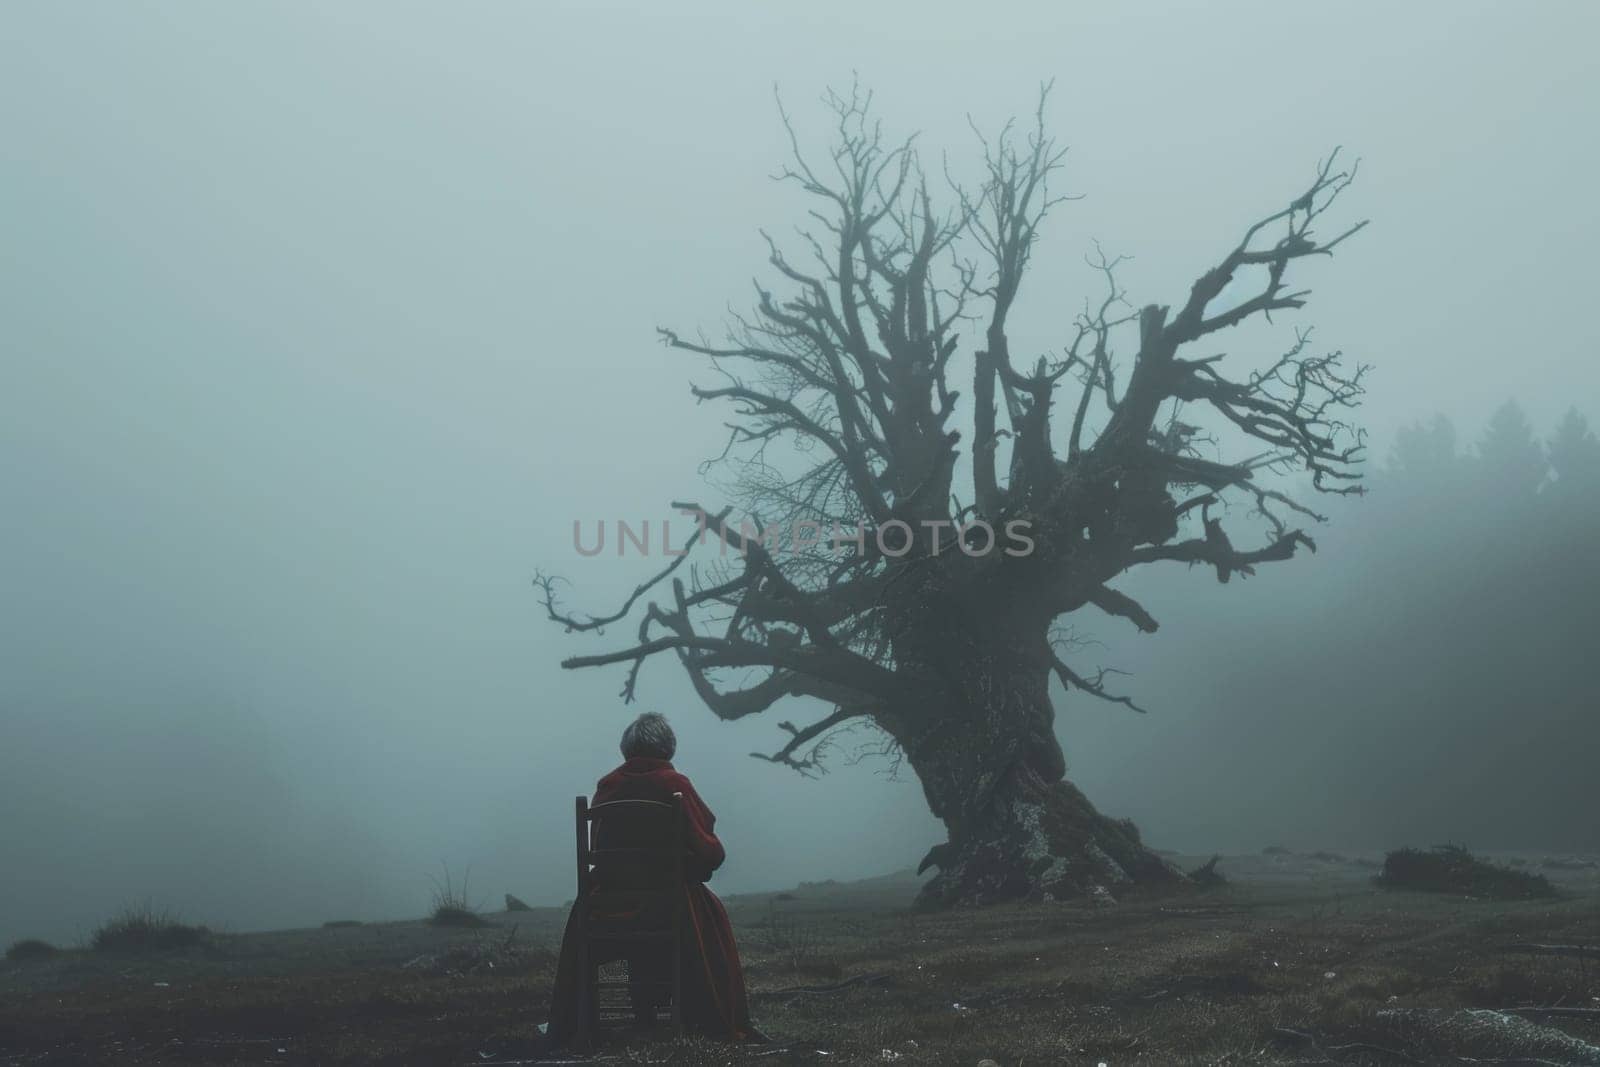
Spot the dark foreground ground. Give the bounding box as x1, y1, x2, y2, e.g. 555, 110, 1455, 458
3, 852, 1598, 1065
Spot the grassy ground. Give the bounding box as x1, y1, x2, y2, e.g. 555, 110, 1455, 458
2, 852, 1597, 1065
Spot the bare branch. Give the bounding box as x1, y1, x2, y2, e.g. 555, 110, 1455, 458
749, 706, 869, 776
1050, 654, 1149, 715
541, 85, 1367, 803
1086, 585, 1161, 634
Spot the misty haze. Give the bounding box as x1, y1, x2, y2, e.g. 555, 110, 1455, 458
2, 3, 1597, 1064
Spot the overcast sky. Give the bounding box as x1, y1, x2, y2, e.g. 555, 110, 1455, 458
3, 1, 1597, 946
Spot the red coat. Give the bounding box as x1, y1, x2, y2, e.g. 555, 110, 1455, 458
593, 757, 727, 883
544, 758, 754, 1045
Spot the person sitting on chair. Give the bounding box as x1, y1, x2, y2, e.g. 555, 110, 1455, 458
543, 712, 756, 1047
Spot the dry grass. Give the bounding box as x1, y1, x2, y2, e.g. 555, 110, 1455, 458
429, 864, 491, 929
4, 939, 59, 963
1376, 844, 1558, 900
1, 853, 1596, 1064
89, 902, 211, 954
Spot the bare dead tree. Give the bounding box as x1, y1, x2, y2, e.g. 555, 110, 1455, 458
538, 82, 1367, 906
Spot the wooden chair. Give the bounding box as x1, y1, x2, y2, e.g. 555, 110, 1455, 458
572, 792, 688, 1050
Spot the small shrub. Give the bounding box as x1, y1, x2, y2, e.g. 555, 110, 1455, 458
1376, 845, 1557, 900
6, 938, 60, 962
91, 903, 210, 953
429, 865, 489, 928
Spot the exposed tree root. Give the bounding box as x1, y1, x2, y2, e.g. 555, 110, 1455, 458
916, 771, 1186, 908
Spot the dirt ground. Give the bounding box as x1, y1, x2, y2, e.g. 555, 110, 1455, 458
3, 851, 1598, 1065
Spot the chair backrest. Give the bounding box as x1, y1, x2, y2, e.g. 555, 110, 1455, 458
576, 794, 687, 895
571, 792, 690, 1046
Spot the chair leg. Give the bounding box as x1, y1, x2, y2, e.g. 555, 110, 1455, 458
573, 940, 593, 1051
671, 933, 684, 1038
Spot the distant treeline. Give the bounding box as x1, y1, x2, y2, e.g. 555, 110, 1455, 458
1099, 402, 1600, 852
1338, 402, 1599, 847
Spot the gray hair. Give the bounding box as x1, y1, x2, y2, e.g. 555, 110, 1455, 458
620, 712, 676, 760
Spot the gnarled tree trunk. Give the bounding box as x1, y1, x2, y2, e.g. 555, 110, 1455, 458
891, 629, 1183, 907
913, 764, 1184, 907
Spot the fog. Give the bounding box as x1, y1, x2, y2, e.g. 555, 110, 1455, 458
3, 1, 1597, 949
